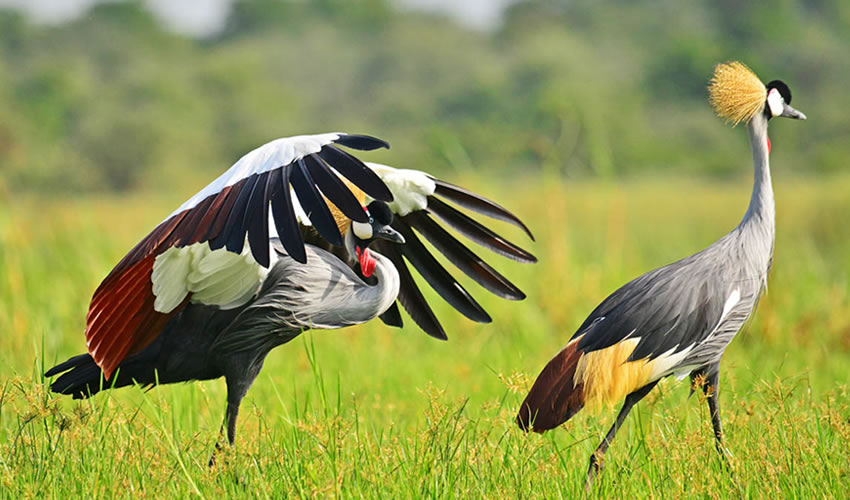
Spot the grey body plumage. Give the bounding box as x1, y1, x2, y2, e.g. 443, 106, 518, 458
213, 236, 399, 354
578, 113, 775, 375
517, 63, 806, 487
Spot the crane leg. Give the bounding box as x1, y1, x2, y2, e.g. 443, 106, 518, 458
586, 380, 658, 490
208, 357, 265, 467
208, 391, 246, 467
701, 368, 732, 468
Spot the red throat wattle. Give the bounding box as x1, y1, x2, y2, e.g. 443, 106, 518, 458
766, 135, 771, 154
356, 246, 377, 278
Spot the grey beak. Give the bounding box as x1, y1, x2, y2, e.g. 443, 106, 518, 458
781, 102, 806, 120
375, 226, 405, 244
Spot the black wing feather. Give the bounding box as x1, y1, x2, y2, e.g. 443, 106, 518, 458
426, 197, 536, 263
378, 302, 404, 328
245, 171, 272, 267
270, 166, 307, 263
290, 159, 343, 246
333, 134, 390, 151
403, 211, 525, 300
199, 186, 238, 243
319, 145, 393, 202
210, 173, 260, 254
374, 239, 447, 340
393, 218, 491, 324
432, 179, 534, 240
305, 154, 368, 223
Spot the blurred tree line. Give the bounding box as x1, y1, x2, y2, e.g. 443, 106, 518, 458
0, 0, 848, 194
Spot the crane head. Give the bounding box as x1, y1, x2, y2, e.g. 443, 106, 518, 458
765, 80, 806, 121
348, 200, 405, 277
708, 61, 806, 126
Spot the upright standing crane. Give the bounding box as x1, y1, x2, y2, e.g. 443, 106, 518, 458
516, 62, 805, 484
47, 133, 535, 461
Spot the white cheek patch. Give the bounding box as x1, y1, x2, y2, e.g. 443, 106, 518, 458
767, 88, 784, 117
352, 221, 373, 239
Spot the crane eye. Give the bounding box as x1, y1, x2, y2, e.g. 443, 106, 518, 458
352, 221, 373, 240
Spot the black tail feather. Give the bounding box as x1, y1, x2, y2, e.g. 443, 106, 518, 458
46, 352, 157, 399
46, 354, 107, 399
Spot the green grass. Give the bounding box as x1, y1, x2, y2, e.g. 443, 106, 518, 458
1, 175, 848, 498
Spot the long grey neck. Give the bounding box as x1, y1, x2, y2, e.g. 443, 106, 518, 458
344, 230, 401, 317
369, 252, 401, 315
738, 113, 775, 237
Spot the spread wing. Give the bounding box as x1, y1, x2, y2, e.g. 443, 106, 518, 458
86, 133, 392, 379
367, 163, 536, 340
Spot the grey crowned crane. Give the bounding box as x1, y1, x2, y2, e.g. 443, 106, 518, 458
516, 62, 806, 484
46, 133, 535, 459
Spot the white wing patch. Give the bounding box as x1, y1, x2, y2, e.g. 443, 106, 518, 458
152, 241, 275, 313
673, 366, 701, 381
646, 345, 695, 381
168, 133, 341, 219
718, 288, 741, 327
365, 162, 435, 216
151, 247, 195, 312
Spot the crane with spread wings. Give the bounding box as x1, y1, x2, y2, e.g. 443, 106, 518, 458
46, 133, 535, 461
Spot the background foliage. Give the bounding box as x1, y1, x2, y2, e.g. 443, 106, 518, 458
1, 180, 848, 498
1, 0, 849, 195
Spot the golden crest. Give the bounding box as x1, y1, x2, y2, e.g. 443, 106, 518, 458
708, 61, 767, 126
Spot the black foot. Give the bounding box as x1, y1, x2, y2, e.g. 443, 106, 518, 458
208, 441, 224, 468
585, 454, 602, 491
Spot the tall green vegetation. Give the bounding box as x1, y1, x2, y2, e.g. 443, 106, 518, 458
1, 179, 848, 497
1, 0, 848, 195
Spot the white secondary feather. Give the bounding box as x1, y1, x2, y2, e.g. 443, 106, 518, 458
645, 344, 696, 381
366, 162, 435, 216
718, 288, 741, 326
152, 241, 275, 313
167, 133, 341, 219
151, 246, 194, 312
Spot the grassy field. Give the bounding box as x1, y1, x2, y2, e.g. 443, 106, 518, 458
1, 175, 848, 498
